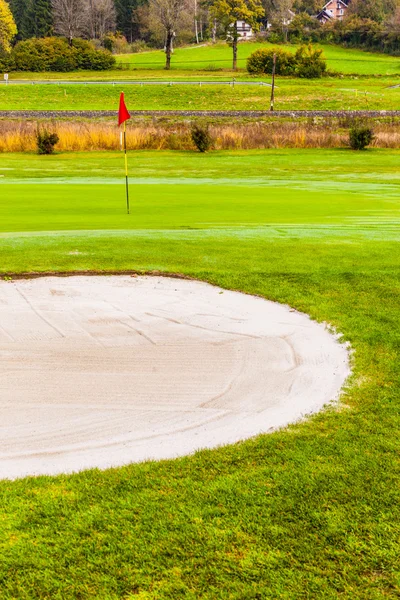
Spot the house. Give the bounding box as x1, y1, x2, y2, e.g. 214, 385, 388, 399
234, 21, 254, 39
317, 0, 349, 24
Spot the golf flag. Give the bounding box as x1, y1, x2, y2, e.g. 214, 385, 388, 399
118, 92, 131, 126
118, 92, 131, 214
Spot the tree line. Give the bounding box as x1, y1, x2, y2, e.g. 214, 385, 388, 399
2, 0, 400, 73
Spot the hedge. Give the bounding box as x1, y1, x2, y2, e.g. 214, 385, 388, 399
247, 44, 327, 79
2, 37, 115, 72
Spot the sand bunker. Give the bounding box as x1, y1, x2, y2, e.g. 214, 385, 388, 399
0, 276, 349, 479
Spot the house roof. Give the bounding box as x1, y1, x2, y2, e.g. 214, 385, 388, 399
317, 9, 333, 20
322, 0, 348, 8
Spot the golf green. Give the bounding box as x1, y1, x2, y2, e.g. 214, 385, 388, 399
0, 149, 399, 599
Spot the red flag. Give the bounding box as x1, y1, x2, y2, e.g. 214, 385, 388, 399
118, 92, 131, 126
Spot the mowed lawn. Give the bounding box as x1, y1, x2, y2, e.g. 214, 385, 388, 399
117, 41, 400, 76
0, 77, 398, 110
1, 149, 400, 598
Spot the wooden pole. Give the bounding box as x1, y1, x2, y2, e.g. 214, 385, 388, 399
270, 53, 276, 112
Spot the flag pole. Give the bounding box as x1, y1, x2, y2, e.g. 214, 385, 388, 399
118, 91, 131, 215
124, 120, 130, 215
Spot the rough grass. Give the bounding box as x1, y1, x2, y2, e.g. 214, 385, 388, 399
2, 118, 400, 152
0, 150, 400, 599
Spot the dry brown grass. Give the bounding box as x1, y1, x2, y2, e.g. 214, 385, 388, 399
1, 119, 400, 152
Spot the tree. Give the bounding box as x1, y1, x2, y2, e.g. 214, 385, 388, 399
9, 0, 26, 39
148, 0, 188, 69
210, 0, 264, 70
0, 0, 17, 52
9, 0, 52, 39
115, 0, 138, 42
25, 0, 53, 37
271, 0, 294, 42
347, 0, 387, 23
51, 0, 85, 44
293, 0, 323, 15
85, 0, 116, 39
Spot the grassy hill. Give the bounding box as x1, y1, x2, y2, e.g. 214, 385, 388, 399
117, 41, 400, 77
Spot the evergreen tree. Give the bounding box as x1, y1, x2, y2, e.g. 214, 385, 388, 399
26, 0, 53, 37
9, 0, 27, 39
9, 0, 52, 38
115, 0, 145, 42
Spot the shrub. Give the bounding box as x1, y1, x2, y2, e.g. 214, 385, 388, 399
36, 128, 59, 154
295, 44, 327, 78
11, 37, 115, 72
247, 44, 327, 79
71, 38, 115, 70
12, 38, 75, 71
267, 32, 283, 44
246, 46, 297, 76
0, 50, 14, 72
203, 63, 223, 72
349, 123, 374, 150
191, 123, 212, 152
129, 40, 150, 53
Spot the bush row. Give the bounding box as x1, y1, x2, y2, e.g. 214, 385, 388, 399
247, 44, 327, 78
0, 38, 115, 72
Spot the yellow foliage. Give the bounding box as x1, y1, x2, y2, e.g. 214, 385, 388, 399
0, 0, 17, 53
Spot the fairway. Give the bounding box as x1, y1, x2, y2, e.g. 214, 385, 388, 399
1, 149, 400, 598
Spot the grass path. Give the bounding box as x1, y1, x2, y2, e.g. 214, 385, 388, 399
0, 150, 399, 598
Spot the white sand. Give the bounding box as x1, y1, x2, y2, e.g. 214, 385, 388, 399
0, 276, 350, 479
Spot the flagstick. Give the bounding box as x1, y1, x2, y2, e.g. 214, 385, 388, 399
124, 121, 130, 215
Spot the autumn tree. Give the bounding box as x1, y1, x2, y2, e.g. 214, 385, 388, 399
347, 0, 400, 23
293, 0, 323, 15
0, 0, 17, 52
271, 0, 294, 42
210, 0, 264, 70
148, 0, 188, 69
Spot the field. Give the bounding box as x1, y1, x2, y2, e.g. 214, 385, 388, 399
0, 77, 399, 111
117, 41, 400, 76
1, 42, 400, 112
0, 149, 400, 597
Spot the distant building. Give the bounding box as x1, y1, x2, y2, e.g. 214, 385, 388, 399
317, 0, 349, 24
233, 21, 254, 39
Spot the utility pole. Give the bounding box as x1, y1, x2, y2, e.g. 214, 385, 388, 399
270, 53, 276, 111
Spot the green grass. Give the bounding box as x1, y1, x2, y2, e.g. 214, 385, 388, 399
116, 41, 400, 76
0, 77, 398, 111
5, 42, 400, 79
2, 42, 400, 112
0, 149, 400, 598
